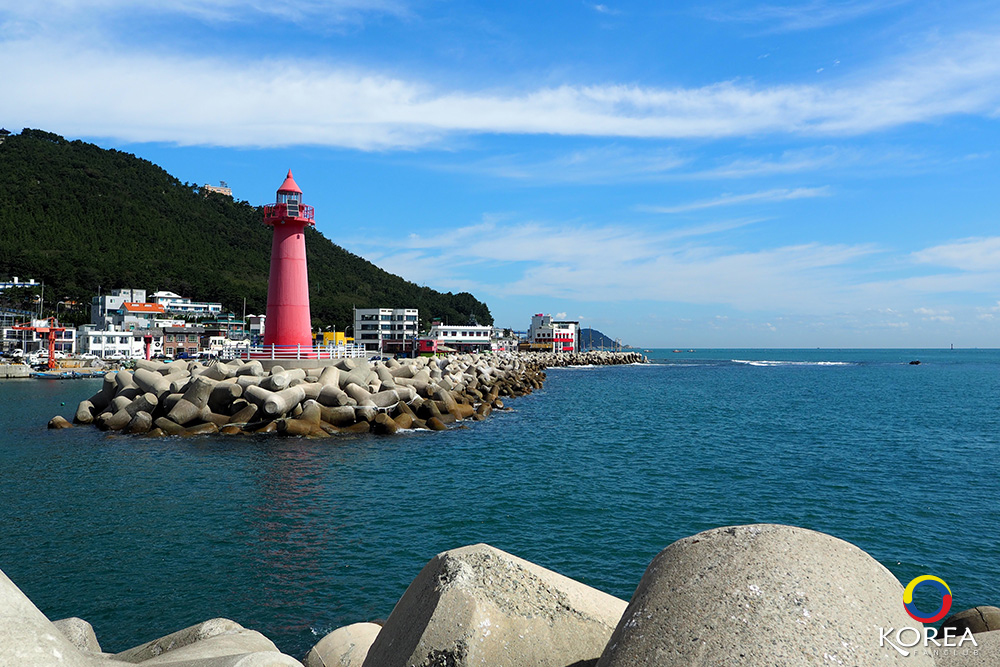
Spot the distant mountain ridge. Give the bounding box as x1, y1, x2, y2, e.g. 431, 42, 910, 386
579, 327, 626, 350
0, 129, 492, 329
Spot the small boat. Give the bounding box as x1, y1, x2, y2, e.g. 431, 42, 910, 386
32, 370, 105, 379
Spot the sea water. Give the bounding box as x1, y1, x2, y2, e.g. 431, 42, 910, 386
1, 349, 998, 658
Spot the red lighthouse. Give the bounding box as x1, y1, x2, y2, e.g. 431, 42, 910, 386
262, 170, 315, 353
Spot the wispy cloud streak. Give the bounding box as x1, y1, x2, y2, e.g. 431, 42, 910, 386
347, 217, 884, 312
0, 0, 410, 25
706, 0, 911, 33
640, 187, 831, 214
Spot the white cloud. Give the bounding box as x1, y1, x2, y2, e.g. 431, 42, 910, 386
640, 187, 831, 214
914, 307, 955, 322
2, 25, 1000, 149
912, 237, 1000, 271
351, 220, 1000, 323
707, 0, 911, 33
0, 0, 409, 25
689, 146, 921, 179
592, 3, 621, 15
348, 218, 882, 313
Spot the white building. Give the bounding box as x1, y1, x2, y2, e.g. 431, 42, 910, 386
354, 307, 419, 353
150, 291, 223, 316
426, 323, 494, 353
491, 328, 520, 352
526, 313, 579, 353
78, 327, 160, 359
91, 289, 147, 327
0, 277, 40, 291
247, 314, 266, 342
113, 302, 166, 330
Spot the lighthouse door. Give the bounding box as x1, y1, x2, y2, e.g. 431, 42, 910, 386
286, 198, 300, 217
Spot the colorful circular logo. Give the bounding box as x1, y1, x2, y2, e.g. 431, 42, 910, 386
903, 575, 952, 624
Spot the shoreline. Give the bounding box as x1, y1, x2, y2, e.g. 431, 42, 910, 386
48, 351, 647, 436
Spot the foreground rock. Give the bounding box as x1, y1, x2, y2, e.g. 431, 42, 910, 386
10, 522, 963, 666
0, 566, 302, 666
596, 524, 933, 666
52, 617, 102, 655
304, 622, 381, 667
361, 543, 627, 667
942, 606, 1000, 635
936, 628, 1000, 666
56, 351, 645, 437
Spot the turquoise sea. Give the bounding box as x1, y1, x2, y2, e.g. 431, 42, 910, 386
1, 348, 998, 659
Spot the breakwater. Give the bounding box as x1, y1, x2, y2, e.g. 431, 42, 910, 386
0, 363, 30, 378
2, 524, 993, 666
51, 351, 646, 435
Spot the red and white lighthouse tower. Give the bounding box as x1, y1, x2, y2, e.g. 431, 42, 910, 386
262, 170, 315, 352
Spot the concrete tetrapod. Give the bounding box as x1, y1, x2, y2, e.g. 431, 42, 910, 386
52, 617, 102, 655
0, 566, 99, 666
361, 543, 627, 667
936, 628, 1000, 666
1, 568, 306, 667
596, 524, 934, 666
304, 622, 381, 667
942, 606, 1000, 635
113, 618, 303, 666
57, 352, 643, 436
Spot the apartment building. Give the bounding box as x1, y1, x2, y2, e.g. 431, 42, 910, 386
354, 307, 419, 354
525, 313, 579, 353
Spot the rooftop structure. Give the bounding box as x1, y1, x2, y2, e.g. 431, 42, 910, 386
202, 181, 233, 197
150, 291, 222, 316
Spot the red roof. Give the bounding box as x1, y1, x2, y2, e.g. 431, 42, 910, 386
277, 169, 302, 194
123, 302, 165, 314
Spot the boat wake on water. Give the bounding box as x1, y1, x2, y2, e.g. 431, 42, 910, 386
731, 359, 854, 367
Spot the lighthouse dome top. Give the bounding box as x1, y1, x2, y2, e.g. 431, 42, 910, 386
263, 169, 315, 226
277, 169, 302, 195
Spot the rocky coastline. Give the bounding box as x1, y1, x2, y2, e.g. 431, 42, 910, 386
48, 351, 646, 436
2, 524, 996, 666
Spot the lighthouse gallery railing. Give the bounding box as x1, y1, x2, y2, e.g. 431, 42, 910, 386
225, 343, 368, 360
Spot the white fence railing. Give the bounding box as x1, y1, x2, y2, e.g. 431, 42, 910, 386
222, 343, 369, 361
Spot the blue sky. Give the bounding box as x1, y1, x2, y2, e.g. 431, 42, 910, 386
3, 1, 1000, 347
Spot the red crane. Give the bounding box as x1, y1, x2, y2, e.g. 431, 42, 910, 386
12, 317, 66, 370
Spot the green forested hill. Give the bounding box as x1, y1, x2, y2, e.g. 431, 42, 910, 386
0, 129, 492, 329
